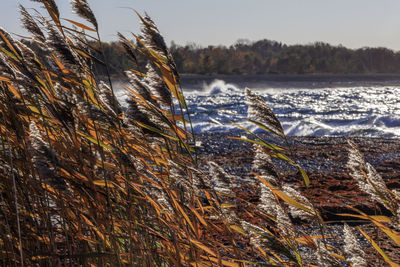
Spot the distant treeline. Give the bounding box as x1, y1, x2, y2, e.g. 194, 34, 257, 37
170, 40, 400, 75
26, 39, 400, 76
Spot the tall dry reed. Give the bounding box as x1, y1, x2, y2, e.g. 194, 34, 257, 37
0, 1, 399, 266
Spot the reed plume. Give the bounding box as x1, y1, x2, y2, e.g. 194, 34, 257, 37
125, 70, 153, 104
117, 32, 137, 62
258, 183, 278, 217
71, 0, 98, 30
245, 87, 284, 137
316, 240, 341, 267
282, 184, 313, 220
240, 220, 266, 248
98, 81, 121, 116
1, 1, 397, 265
29, 121, 65, 189
31, 0, 60, 18
139, 13, 179, 78
19, 5, 45, 43
45, 22, 79, 68
208, 161, 235, 194
343, 224, 367, 267
347, 139, 392, 209
253, 144, 279, 185
140, 14, 169, 60
145, 63, 172, 106
276, 204, 295, 238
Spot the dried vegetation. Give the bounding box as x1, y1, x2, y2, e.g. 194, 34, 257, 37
0, 1, 399, 266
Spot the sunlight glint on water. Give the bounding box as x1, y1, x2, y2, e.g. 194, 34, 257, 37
115, 79, 400, 138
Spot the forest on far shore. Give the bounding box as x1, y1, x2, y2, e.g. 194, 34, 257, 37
27, 38, 400, 76
170, 40, 400, 75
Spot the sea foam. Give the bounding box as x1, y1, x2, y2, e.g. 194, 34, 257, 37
114, 79, 400, 138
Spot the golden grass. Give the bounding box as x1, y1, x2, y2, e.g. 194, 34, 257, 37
0, 1, 398, 266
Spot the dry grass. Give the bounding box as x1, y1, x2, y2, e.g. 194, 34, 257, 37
0, 1, 399, 266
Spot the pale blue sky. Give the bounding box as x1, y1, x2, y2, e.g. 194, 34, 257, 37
2, 0, 400, 50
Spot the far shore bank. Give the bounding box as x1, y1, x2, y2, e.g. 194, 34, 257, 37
108, 73, 400, 89
179, 73, 400, 89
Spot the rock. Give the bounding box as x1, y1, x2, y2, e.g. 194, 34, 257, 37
197, 134, 400, 219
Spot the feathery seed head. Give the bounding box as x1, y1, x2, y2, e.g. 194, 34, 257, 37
29, 121, 64, 189
117, 32, 137, 61
282, 184, 313, 220
189, 167, 212, 191
124, 98, 149, 125
208, 161, 235, 194
316, 240, 341, 267
125, 70, 153, 103
55, 83, 75, 104
31, 0, 60, 18
392, 189, 400, 199
343, 224, 367, 267
45, 22, 79, 68
29, 121, 45, 150
245, 88, 284, 138
145, 63, 172, 106
347, 139, 391, 208
139, 13, 179, 79
76, 96, 111, 124
0, 27, 23, 59
19, 5, 46, 43
15, 39, 43, 72
145, 184, 173, 213
253, 145, 279, 185
169, 160, 190, 191
71, 0, 98, 30
258, 183, 278, 217
240, 221, 266, 248
98, 81, 121, 116
276, 205, 295, 238
140, 13, 167, 58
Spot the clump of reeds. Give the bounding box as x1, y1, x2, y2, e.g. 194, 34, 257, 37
234, 88, 400, 265
0, 1, 222, 265
0, 0, 399, 266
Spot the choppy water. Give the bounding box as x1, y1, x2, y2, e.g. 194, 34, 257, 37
115, 76, 400, 138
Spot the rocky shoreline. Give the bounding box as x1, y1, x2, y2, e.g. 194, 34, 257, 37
196, 133, 400, 218
195, 133, 400, 263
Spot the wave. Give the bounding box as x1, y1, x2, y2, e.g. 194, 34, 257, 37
283, 120, 387, 137
114, 79, 400, 138
187, 79, 242, 96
